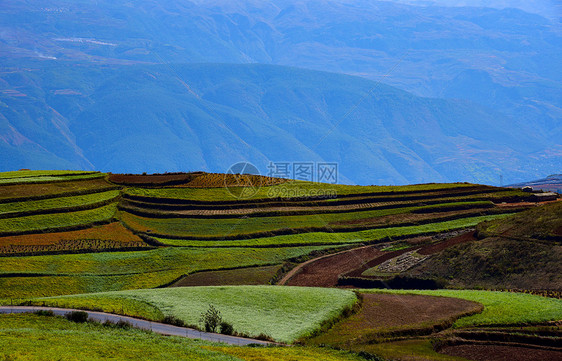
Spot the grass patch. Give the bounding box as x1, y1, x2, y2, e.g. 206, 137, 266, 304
155, 214, 513, 247
208, 345, 367, 361
0, 313, 232, 361
0, 203, 118, 234
0, 314, 366, 361
31, 286, 358, 343
361, 289, 562, 327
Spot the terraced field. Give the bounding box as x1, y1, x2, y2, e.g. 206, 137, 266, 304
307, 290, 562, 360
0, 172, 544, 295
0, 245, 335, 298
0, 170, 559, 360
0, 222, 149, 256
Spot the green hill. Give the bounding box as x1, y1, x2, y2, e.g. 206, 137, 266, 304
405, 202, 562, 290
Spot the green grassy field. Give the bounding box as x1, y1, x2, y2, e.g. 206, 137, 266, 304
0, 203, 118, 234
0, 245, 338, 298
29, 286, 358, 343
0, 314, 365, 361
0, 172, 104, 185
125, 181, 480, 201
156, 214, 512, 247
0, 170, 98, 179
362, 289, 562, 327
0, 190, 120, 215
477, 200, 562, 240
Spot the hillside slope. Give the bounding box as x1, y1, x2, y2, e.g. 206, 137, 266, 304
1, 0, 561, 184
406, 201, 562, 290
0, 62, 552, 185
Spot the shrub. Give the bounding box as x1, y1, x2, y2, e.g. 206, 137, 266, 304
34, 310, 54, 317
219, 321, 234, 335
114, 320, 132, 329
255, 333, 275, 342
200, 305, 222, 333
65, 311, 89, 323
161, 315, 186, 327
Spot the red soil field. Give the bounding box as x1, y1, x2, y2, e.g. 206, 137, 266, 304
283, 231, 478, 286
171, 265, 282, 287
417, 231, 476, 255
343, 247, 419, 278
0, 222, 144, 247
109, 172, 199, 186
308, 293, 481, 345
109, 172, 288, 188
439, 344, 562, 361
282, 245, 384, 287
179, 173, 288, 188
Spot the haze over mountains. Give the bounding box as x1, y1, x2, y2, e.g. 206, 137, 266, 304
1, 0, 560, 185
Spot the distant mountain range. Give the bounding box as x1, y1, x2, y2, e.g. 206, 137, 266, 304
0, 0, 560, 185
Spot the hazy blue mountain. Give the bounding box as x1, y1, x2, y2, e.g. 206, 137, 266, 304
0, 0, 560, 184
0, 61, 556, 185
392, 0, 562, 21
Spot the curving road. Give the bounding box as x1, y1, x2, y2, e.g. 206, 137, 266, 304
0, 306, 273, 346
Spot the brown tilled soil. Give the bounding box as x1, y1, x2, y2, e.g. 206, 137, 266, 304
282, 231, 478, 286
128, 200, 498, 217
417, 231, 476, 255
283, 246, 383, 287
307, 293, 481, 346
110, 172, 287, 188
0, 222, 144, 247
353, 294, 480, 331
109, 173, 198, 185
171, 265, 282, 287
343, 247, 419, 278
0, 178, 115, 200
0, 222, 149, 255
439, 344, 562, 361
496, 200, 559, 208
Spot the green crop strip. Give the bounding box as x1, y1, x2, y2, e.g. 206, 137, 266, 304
122, 201, 494, 238
0, 203, 118, 234
0, 170, 98, 179
125, 181, 479, 201
0, 190, 120, 216
156, 214, 512, 247
0, 173, 104, 185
